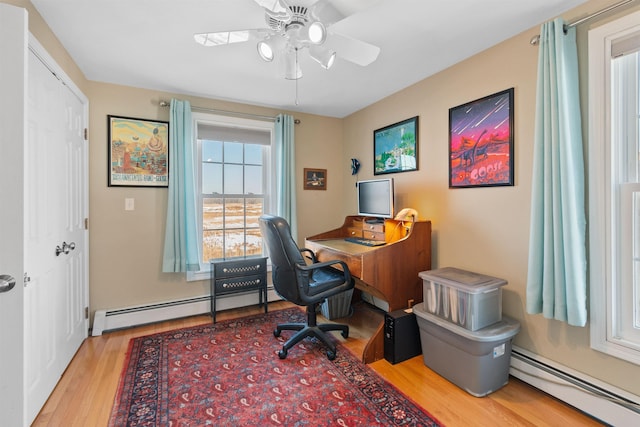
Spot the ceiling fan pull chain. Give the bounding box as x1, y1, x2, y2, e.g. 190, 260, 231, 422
295, 48, 299, 105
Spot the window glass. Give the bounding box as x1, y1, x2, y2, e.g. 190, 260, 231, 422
612, 49, 640, 344
192, 114, 273, 271
223, 164, 244, 194
589, 13, 640, 365
202, 163, 222, 194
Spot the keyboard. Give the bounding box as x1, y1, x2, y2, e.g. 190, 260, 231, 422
344, 237, 387, 247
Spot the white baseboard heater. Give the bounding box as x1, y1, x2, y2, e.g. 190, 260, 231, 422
91, 287, 281, 336
510, 345, 640, 426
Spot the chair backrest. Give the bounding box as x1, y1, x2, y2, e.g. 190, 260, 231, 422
258, 214, 309, 303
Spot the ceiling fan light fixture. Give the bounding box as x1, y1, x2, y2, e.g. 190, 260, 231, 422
308, 21, 326, 45
257, 40, 274, 62
325, 51, 336, 69
309, 46, 336, 69
282, 49, 302, 80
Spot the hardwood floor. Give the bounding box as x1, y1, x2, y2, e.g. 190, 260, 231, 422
33, 301, 603, 426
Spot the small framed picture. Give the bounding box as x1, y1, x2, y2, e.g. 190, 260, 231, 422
108, 115, 169, 187
449, 88, 514, 188
373, 116, 418, 175
303, 168, 327, 190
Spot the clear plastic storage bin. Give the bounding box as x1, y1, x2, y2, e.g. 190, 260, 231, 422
419, 267, 506, 331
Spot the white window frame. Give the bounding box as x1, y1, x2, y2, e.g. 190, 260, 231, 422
187, 112, 276, 282
589, 9, 640, 365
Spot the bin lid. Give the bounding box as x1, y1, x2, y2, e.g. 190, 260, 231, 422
414, 302, 520, 342
419, 267, 507, 293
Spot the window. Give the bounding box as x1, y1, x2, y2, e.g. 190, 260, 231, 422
188, 112, 275, 281
589, 10, 640, 365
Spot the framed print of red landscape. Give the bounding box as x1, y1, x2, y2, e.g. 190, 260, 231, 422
449, 88, 514, 188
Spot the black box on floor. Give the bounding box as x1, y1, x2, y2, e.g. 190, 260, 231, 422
384, 308, 422, 364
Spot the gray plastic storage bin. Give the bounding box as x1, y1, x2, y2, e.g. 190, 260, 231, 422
414, 302, 519, 397
419, 267, 507, 331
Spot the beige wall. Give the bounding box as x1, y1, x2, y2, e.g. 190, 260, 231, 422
342, 0, 640, 395
11, 0, 640, 398
86, 84, 344, 311
6, 0, 88, 93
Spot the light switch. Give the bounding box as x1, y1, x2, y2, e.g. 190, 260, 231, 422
125, 198, 135, 211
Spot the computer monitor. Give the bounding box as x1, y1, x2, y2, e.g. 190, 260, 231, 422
357, 178, 395, 219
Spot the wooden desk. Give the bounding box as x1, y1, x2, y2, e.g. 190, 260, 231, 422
305, 216, 431, 363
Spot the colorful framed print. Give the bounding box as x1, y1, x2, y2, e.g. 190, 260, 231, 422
373, 116, 418, 175
303, 168, 327, 190
108, 115, 169, 187
449, 88, 514, 188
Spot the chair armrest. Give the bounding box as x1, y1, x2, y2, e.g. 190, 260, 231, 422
300, 248, 317, 263
296, 259, 352, 283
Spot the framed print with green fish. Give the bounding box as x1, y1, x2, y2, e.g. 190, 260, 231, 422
373, 116, 418, 175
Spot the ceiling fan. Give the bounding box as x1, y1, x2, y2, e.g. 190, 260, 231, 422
194, 0, 381, 80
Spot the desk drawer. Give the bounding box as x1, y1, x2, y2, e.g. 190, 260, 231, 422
214, 274, 265, 295
363, 230, 385, 241
213, 259, 266, 279
347, 227, 363, 238
363, 222, 384, 233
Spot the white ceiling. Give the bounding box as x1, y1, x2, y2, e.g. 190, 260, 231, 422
31, 0, 586, 118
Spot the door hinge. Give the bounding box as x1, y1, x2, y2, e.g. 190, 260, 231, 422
84, 128, 88, 141
85, 307, 89, 319
84, 217, 89, 230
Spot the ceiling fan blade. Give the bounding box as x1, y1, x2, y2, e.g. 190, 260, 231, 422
324, 33, 380, 67
194, 30, 268, 47
253, 0, 292, 21
309, 0, 347, 27
311, 0, 384, 26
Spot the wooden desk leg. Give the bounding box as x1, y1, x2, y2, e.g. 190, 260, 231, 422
362, 321, 385, 364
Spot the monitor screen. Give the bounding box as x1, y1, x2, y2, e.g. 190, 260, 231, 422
357, 178, 394, 218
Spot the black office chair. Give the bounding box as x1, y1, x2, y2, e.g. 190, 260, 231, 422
259, 214, 355, 360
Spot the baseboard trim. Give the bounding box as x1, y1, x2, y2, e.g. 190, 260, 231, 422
91, 287, 281, 336
510, 345, 640, 425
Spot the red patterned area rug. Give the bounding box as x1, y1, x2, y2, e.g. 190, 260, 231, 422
109, 307, 442, 426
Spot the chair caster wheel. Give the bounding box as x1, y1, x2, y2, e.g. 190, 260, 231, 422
274, 329, 281, 337
278, 349, 288, 359
327, 350, 336, 361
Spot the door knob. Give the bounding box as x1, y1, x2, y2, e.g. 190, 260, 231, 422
55, 241, 77, 256
0, 274, 16, 293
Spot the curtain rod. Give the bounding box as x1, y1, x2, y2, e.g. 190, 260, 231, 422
530, 0, 636, 45
158, 100, 300, 124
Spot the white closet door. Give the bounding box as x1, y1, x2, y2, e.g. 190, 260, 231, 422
23, 43, 89, 425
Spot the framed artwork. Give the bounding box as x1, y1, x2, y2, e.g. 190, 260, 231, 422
449, 88, 514, 188
303, 168, 327, 190
108, 115, 169, 187
373, 116, 418, 175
